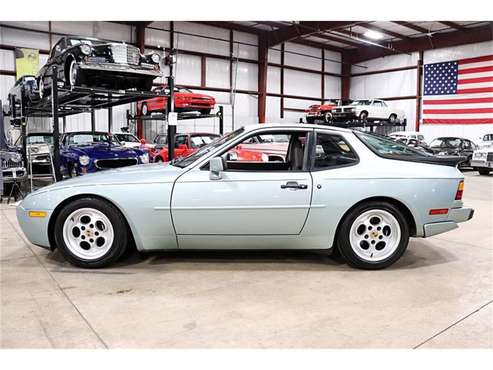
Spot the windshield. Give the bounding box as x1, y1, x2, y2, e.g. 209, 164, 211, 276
114, 134, 139, 143
430, 138, 461, 148
173, 128, 245, 168
27, 135, 53, 145
190, 135, 220, 148
67, 133, 117, 146
350, 100, 372, 106
357, 133, 427, 158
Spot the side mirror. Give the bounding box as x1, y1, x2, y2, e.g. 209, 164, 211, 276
209, 157, 225, 180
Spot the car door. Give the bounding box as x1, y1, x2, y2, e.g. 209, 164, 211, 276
171, 128, 313, 238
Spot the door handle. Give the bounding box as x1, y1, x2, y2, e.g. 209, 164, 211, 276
281, 181, 308, 190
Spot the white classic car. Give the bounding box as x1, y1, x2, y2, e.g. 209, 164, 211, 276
113, 132, 156, 150
16, 124, 473, 270
471, 146, 493, 175
477, 133, 493, 149
332, 99, 406, 123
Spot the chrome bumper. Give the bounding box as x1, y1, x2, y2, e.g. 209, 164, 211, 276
423, 207, 474, 237
471, 160, 493, 169
79, 63, 161, 77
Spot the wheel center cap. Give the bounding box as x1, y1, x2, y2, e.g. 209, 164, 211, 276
371, 231, 379, 238
86, 230, 92, 237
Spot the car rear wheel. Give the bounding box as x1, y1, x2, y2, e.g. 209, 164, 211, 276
323, 111, 333, 124
359, 111, 368, 122
67, 59, 79, 88
389, 114, 397, 124
141, 103, 149, 116
54, 197, 129, 268
336, 201, 410, 269
478, 168, 491, 175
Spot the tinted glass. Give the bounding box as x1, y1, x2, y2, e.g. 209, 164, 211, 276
68, 133, 112, 145
430, 138, 461, 148
190, 135, 219, 148
115, 134, 139, 143
27, 135, 53, 145
314, 133, 358, 169
358, 133, 427, 157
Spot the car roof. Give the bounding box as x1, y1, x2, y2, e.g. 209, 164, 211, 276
241, 123, 353, 134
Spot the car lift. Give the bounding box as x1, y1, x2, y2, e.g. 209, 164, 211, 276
8, 66, 168, 183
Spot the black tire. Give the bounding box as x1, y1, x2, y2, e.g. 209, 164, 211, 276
306, 116, 315, 124
389, 114, 397, 124
478, 168, 491, 175
53, 197, 129, 268
66, 58, 81, 88
323, 111, 333, 124
336, 201, 410, 270
359, 111, 368, 122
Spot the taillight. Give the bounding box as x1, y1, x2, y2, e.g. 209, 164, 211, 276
455, 180, 464, 200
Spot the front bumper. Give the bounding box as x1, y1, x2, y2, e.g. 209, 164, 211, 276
423, 207, 474, 237
79, 63, 161, 78
16, 204, 52, 249
471, 160, 493, 169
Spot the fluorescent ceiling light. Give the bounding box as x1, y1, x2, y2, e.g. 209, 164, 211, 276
364, 30, 384, 40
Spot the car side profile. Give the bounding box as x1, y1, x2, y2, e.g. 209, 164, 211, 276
17, 124, 473, 270
332, 99, 405, 123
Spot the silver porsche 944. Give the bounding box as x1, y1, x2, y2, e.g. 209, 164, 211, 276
16, 124, 473, 269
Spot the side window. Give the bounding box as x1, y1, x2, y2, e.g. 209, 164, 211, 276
373, 101, 382, 107
462, 140, 471, 149
155, 135, 167, 145
175, 135, 188, 147
220, 131, 308, 172
313, 132, 358, 170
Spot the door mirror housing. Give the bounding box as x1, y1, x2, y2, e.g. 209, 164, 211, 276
209, 157, 225, 180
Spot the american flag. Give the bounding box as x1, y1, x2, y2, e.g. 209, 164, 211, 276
422, 54, 493, 124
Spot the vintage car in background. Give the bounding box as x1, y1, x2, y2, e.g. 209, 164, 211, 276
305, 99, 353, 124
14, 132, 54, 175
237, 133, 290, 162
471, 147, 493, 175
36, 36, 162, 98
388, 131, 426, 143
137, 85, 216, 115
153, 132, 221, 162
113, 132, 157, 155
429, 137, 477, 168
16, 124, 473, 269
60, 131, 149, 176
332, 99, 405, 124
1, 148, 26, 197
8, 75, 40, 115
393, 137, 434, 155
477, 133, 493, 149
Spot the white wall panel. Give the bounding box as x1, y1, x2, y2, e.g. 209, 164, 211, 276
233, 31, 258, 60
284, 98, 320, 110
1, 22, 49, 32
175, 54, 201, 86
149, 22, 171, 30
0, 27, 50, 50
51, 22, 133, 42
350, 69, 416, 99
174, 22, 229, 56
283, 111, 303, 123
390, 99, 416, 129
145, 28, 170, 48
324, 75, 341, 99
285, 42, 321, 70
284, 69, 320, 98
266, 96, 281, 121
267, 66, 280, 94
268, 48, 281, 64
0, 49, 15, 71
235, 62, 258, 91
233, 93, 257, 124
206, 58, 230, 88
423, 40, 493, 64
324, 50, 342, 74
351, 52, 419, 74
0, 75, 15, 103
420, 124, 493, 144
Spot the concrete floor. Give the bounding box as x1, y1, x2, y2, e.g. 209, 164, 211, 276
1, 171, 492, 348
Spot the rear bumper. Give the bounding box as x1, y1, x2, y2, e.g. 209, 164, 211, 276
423, 207, 474, 237
471, 160, 493, 169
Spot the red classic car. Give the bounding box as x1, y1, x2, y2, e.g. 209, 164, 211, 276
152, 132, 264, 163
137, 85, 216, 115
305, 99, 353, 124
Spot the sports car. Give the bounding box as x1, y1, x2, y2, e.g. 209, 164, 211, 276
16, 124, 473, 270
60, 131, 149, 176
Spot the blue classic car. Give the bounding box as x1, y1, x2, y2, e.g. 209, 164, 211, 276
60, 131, 149, 176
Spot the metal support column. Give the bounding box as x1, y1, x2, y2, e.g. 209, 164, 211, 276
166, 51, 176, 161
19, 87, 27, 167
219, 106, 224, 135
107, 93, 113, 132
51, 67, 62, 181
90, 104, 96, 133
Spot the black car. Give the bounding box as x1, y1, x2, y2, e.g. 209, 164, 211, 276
37, 36, 163, 98
394, 137, 434, 155
7, 75, 40, 115
429, 137, 477, 167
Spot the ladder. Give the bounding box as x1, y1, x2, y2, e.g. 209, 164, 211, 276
27, 146, 57, 192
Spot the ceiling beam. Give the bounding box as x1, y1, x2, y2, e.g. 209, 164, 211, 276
348, 23, 493, 63
267, 21, 361, 47
194, 21, 265, 35
305, 32, 363, 48
357, 22, 411, 40
392, 21, 429, 34
439, 21, 467, 30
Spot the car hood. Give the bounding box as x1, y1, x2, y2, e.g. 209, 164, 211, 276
176, 92, 214, 100
31, 163, 184, 194
67, 144, 138, 158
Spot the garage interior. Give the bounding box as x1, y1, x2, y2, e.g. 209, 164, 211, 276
1, 20, 492, 348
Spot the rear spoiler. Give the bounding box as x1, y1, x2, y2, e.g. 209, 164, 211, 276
404, 155, 467, 167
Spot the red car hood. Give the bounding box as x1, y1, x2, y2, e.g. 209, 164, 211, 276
175, 92, 215, 101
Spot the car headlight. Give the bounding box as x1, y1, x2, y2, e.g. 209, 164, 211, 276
10, 153, 22, 163
79, 155, 90, 166
139, 153, 149, 164
151, 53, 161, 64
474, 152, 487, 159
80, 44, 92, 56
29, 146, 39, 154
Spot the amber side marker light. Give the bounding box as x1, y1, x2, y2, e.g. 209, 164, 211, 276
429, 208, 449, 215
28, 211, 47, 218
455, 180, 465, 200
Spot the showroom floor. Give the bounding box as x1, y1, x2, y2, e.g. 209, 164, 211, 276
1, 172, 492, 349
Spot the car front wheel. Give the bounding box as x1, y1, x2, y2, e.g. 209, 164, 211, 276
53, 197, 129, 268
337, 201, 410, 269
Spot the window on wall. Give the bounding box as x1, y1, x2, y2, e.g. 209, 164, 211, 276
313, 132, 358, 170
